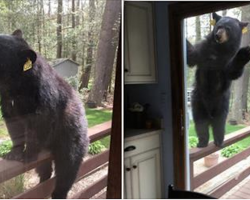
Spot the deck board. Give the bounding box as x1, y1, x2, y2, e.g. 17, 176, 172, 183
225, 179, 250, 199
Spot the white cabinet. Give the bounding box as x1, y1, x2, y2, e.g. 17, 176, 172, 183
124, 2, 157, 84
124, 130, 162, 199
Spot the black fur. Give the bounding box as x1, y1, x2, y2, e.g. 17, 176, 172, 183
187, 13, 250, 147
0, 30, 89, 198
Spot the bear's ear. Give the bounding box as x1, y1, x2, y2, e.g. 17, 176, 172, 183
19, 49, 37, 64
240, 21, 249, 29
12, 29, 23, 38
212, 13, 222, 23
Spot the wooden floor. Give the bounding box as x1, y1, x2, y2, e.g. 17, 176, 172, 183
224, 179, 250, 199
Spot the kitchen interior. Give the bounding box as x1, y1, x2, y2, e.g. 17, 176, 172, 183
124, 1, 174, 199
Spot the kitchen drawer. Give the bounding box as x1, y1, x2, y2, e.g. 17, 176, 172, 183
124, 131, 160, 158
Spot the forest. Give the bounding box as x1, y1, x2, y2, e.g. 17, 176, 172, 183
186, 5, 250, 125
0, 0, 120, 108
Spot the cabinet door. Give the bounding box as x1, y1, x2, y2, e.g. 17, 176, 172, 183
125, 2, 156, 84
131, 149, 161, 199
124, 158, 132, 199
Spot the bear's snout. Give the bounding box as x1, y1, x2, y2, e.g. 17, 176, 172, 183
215, 28, 228, 44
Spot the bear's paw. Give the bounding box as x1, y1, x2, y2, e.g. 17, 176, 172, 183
238, 46, 250, 64
3, 148, 24, 162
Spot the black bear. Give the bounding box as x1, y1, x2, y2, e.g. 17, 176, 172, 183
0, 30, 89, 198
187, 13, 250, 147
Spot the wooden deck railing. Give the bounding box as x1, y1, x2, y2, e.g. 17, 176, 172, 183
190, 126, 250, 198
0, 120, 112, 199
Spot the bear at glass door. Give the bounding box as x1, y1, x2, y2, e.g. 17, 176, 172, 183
187, 13, 250, 148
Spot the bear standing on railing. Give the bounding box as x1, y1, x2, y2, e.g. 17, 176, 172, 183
187, 13, 250, 148
0, 30, 89, 199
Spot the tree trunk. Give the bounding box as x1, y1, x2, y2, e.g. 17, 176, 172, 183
231, 6, 250, 123
79, 0, 96, 90
76, 0, 80, 26
48, 0, 51, 18
57, 0, 63, 58
37, 1, 42, 53
87, 0, 120, 108
195, 16, 201, 42
71, 0, 77, 61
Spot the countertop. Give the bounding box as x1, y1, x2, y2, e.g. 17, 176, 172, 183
125, 129, 161, 142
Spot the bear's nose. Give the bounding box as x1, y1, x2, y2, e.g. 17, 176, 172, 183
215, 33, 221, 41
215, 28, 227, 43
215, 29, 223, 40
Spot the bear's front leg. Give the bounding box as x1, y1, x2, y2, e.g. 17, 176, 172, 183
227, 46, 250, 80
211, 116, 227, 147
195, 121, 210, 147
23, 128, 40, 163
3, 118, 26, 162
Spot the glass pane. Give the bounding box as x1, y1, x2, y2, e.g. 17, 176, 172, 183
185, 5, 250, 198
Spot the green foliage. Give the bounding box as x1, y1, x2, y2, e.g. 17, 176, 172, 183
88, 141, 105, 155
65, 75, 79, 90
0, 140, 12, 157
189, 136, 198, 148
221, 144, 243, 158
0, 175, 24, 199
86, 108, 112, 154
0, 119, 11, 139
99, 136, 110, 149
86, 108, 112, 127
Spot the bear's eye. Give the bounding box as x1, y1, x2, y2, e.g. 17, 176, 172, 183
225, 27, 231, 32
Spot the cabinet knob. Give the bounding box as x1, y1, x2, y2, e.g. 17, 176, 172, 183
125, 68, 129, 73
126, 167, 131, 171
133, 165, 137, 169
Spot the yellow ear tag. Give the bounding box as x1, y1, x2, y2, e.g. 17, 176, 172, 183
210, 19, 216, 26
242, 27, 248, 34
23, 58, 32, 72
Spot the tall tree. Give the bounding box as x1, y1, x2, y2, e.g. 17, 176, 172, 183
195, 16, 201, 42
87, 0, 120, 107
48, 0, 51, 18
231, 6, 250, 123
71, 0, 77, 61
79, 0, 96, 90
57, 0, 63, 58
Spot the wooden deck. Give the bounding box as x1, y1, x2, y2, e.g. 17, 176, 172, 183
221, 174, 250, 199
190, 126, 250, 198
